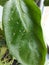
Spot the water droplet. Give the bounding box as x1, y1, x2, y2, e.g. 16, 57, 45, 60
9, 19, 10, 21
19, 30, 21, 33
13, 33, 16, 36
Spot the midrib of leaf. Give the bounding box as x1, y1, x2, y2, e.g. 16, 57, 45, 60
15, 0, 32, 32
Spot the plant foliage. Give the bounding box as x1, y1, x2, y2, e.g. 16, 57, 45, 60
2, 0, 46, 65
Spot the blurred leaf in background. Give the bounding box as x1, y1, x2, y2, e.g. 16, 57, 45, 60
44, 0, 49, 6
0, 0, 8, 6
0, 0, 41, 7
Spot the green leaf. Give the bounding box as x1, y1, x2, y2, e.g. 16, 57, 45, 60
2, 0, 46, 65
0, 0, 8, 6
44, 0, 49, 6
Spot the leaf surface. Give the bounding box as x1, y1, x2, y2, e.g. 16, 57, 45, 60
2, 0, 46, 65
